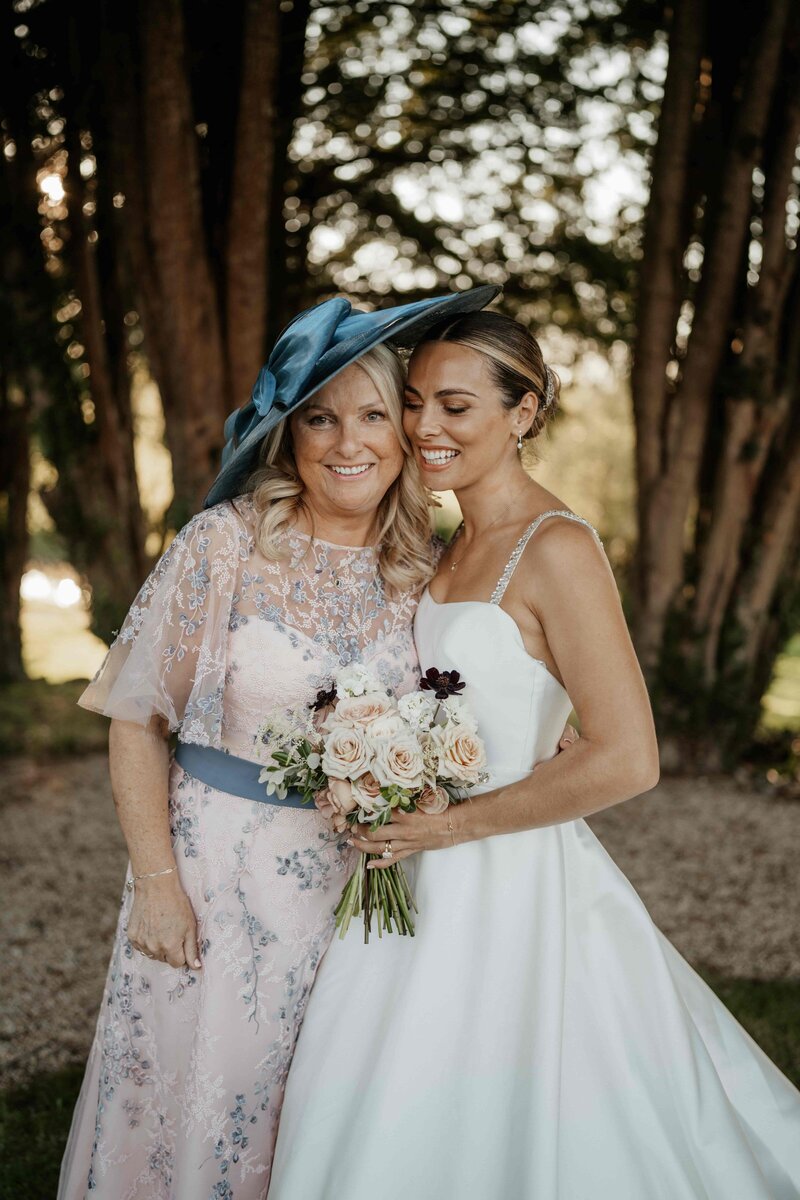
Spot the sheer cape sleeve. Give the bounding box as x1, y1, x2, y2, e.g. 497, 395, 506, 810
78, 500, 249, 747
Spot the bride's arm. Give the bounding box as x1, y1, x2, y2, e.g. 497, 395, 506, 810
353, 521, 659, 862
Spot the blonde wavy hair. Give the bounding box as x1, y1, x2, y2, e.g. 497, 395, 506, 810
247, 343, 435, 594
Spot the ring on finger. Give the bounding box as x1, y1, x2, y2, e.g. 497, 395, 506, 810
381, 840, 393, 860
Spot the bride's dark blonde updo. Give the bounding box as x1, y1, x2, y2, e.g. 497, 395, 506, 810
415, 310, 559, 442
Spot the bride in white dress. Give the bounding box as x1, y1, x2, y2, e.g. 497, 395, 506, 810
269, 310, 800, 1199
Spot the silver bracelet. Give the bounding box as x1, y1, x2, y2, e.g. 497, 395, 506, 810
125, 866, 177, 892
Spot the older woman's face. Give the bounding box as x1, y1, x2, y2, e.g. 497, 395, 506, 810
289, 363, 405, 521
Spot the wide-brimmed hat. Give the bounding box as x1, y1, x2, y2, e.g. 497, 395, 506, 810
203, 285, 500, 508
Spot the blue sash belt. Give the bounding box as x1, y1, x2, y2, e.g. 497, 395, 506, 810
174, 741, 308, 809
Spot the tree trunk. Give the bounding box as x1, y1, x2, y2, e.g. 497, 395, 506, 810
630, 0, 800, 762
630, 0, 705, 512
0, 376, 30, 682
632, 0, 794, 674
691, 85, 800, 678
225, 0, 281, 409
140, 0, 228, 520
64, 128, 149, 596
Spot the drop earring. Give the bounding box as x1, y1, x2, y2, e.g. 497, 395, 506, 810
517, 432, 523, 452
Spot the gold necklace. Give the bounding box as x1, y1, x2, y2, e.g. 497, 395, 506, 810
447, 485, 531, 572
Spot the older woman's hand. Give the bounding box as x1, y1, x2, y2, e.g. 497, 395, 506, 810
126, 873, 202, 969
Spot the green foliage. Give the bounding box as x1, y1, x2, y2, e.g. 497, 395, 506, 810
0, 680, 107, 761
286, 0, 666, 342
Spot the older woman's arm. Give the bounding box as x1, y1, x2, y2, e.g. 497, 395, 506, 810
110, 716, 201, 969
355, 520, 659, 862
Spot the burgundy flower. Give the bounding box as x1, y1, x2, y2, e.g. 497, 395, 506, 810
309, 684, 337, 712
420, 668, 466, 700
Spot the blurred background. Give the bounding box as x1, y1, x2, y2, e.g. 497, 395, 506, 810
1, 0, 799, 1190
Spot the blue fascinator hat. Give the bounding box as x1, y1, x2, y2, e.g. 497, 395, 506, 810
203, 284, 500, 508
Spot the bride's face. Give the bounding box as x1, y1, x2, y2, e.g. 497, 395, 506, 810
403, 342, 531, 489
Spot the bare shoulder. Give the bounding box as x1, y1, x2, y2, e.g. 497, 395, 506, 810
511, 512, 612, 600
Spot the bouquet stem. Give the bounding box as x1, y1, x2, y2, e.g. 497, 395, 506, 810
334, 852, 416, 942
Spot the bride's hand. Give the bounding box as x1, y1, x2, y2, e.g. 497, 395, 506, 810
352, 724, 581, 866
350, 807, 452, 868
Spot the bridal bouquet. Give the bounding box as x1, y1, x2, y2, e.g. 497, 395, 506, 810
257, 663, 488, 941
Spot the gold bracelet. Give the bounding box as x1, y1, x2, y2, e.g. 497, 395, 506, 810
447, 812, 456, 847
125, 866, 177, 892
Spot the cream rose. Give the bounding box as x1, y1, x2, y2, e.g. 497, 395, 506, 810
330, 694, 397, 730
432, 725, 486, 785
314, 779, 358, 832
321, 724, 371, 780
371, 733, 425, 792
416, 784, 449, 815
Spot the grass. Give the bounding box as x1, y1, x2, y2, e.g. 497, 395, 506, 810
0, 679, 108, 759
0, 1064, 84, 1198
1, 975, 796, 1194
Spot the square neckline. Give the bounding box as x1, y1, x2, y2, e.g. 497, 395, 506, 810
419, 588, 568, 696
421, 508, 601, 698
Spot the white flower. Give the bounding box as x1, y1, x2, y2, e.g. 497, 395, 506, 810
334, 663, 383, 699
398, 691, 439, 731
371, 732, 425, 792
321, 724, 371, 780
430, 723, 486, 786
439, 695, 478, 732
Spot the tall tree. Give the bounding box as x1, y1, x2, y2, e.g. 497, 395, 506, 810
2, 0, 312, 641
630, 0, 800, 763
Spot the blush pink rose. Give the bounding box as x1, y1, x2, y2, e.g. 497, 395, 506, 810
314, 778, 358, 832
416, 784, 449, 816
351, 771, 390, 818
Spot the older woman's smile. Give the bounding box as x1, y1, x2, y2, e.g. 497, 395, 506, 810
325, 462, 376, 478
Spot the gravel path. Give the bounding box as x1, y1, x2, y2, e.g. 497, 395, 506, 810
1, 754, 798, 1088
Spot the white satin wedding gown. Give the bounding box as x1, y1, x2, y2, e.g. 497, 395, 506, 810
269, 511, 800, 1200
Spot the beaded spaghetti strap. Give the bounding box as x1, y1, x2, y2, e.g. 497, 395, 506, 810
490, 509, 603, 605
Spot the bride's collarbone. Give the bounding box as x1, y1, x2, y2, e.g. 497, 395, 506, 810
429, 549, 508, 604
433, 518, 542, 604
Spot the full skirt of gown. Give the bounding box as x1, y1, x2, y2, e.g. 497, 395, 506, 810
269, 587, 800, 1200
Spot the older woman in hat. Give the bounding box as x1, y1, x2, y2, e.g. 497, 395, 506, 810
58, 287, 498, 1199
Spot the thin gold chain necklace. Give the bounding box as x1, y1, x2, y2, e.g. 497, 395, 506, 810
447, 484, 532, 572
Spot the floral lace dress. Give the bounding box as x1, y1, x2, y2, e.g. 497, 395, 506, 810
58, 494, 420, 1200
